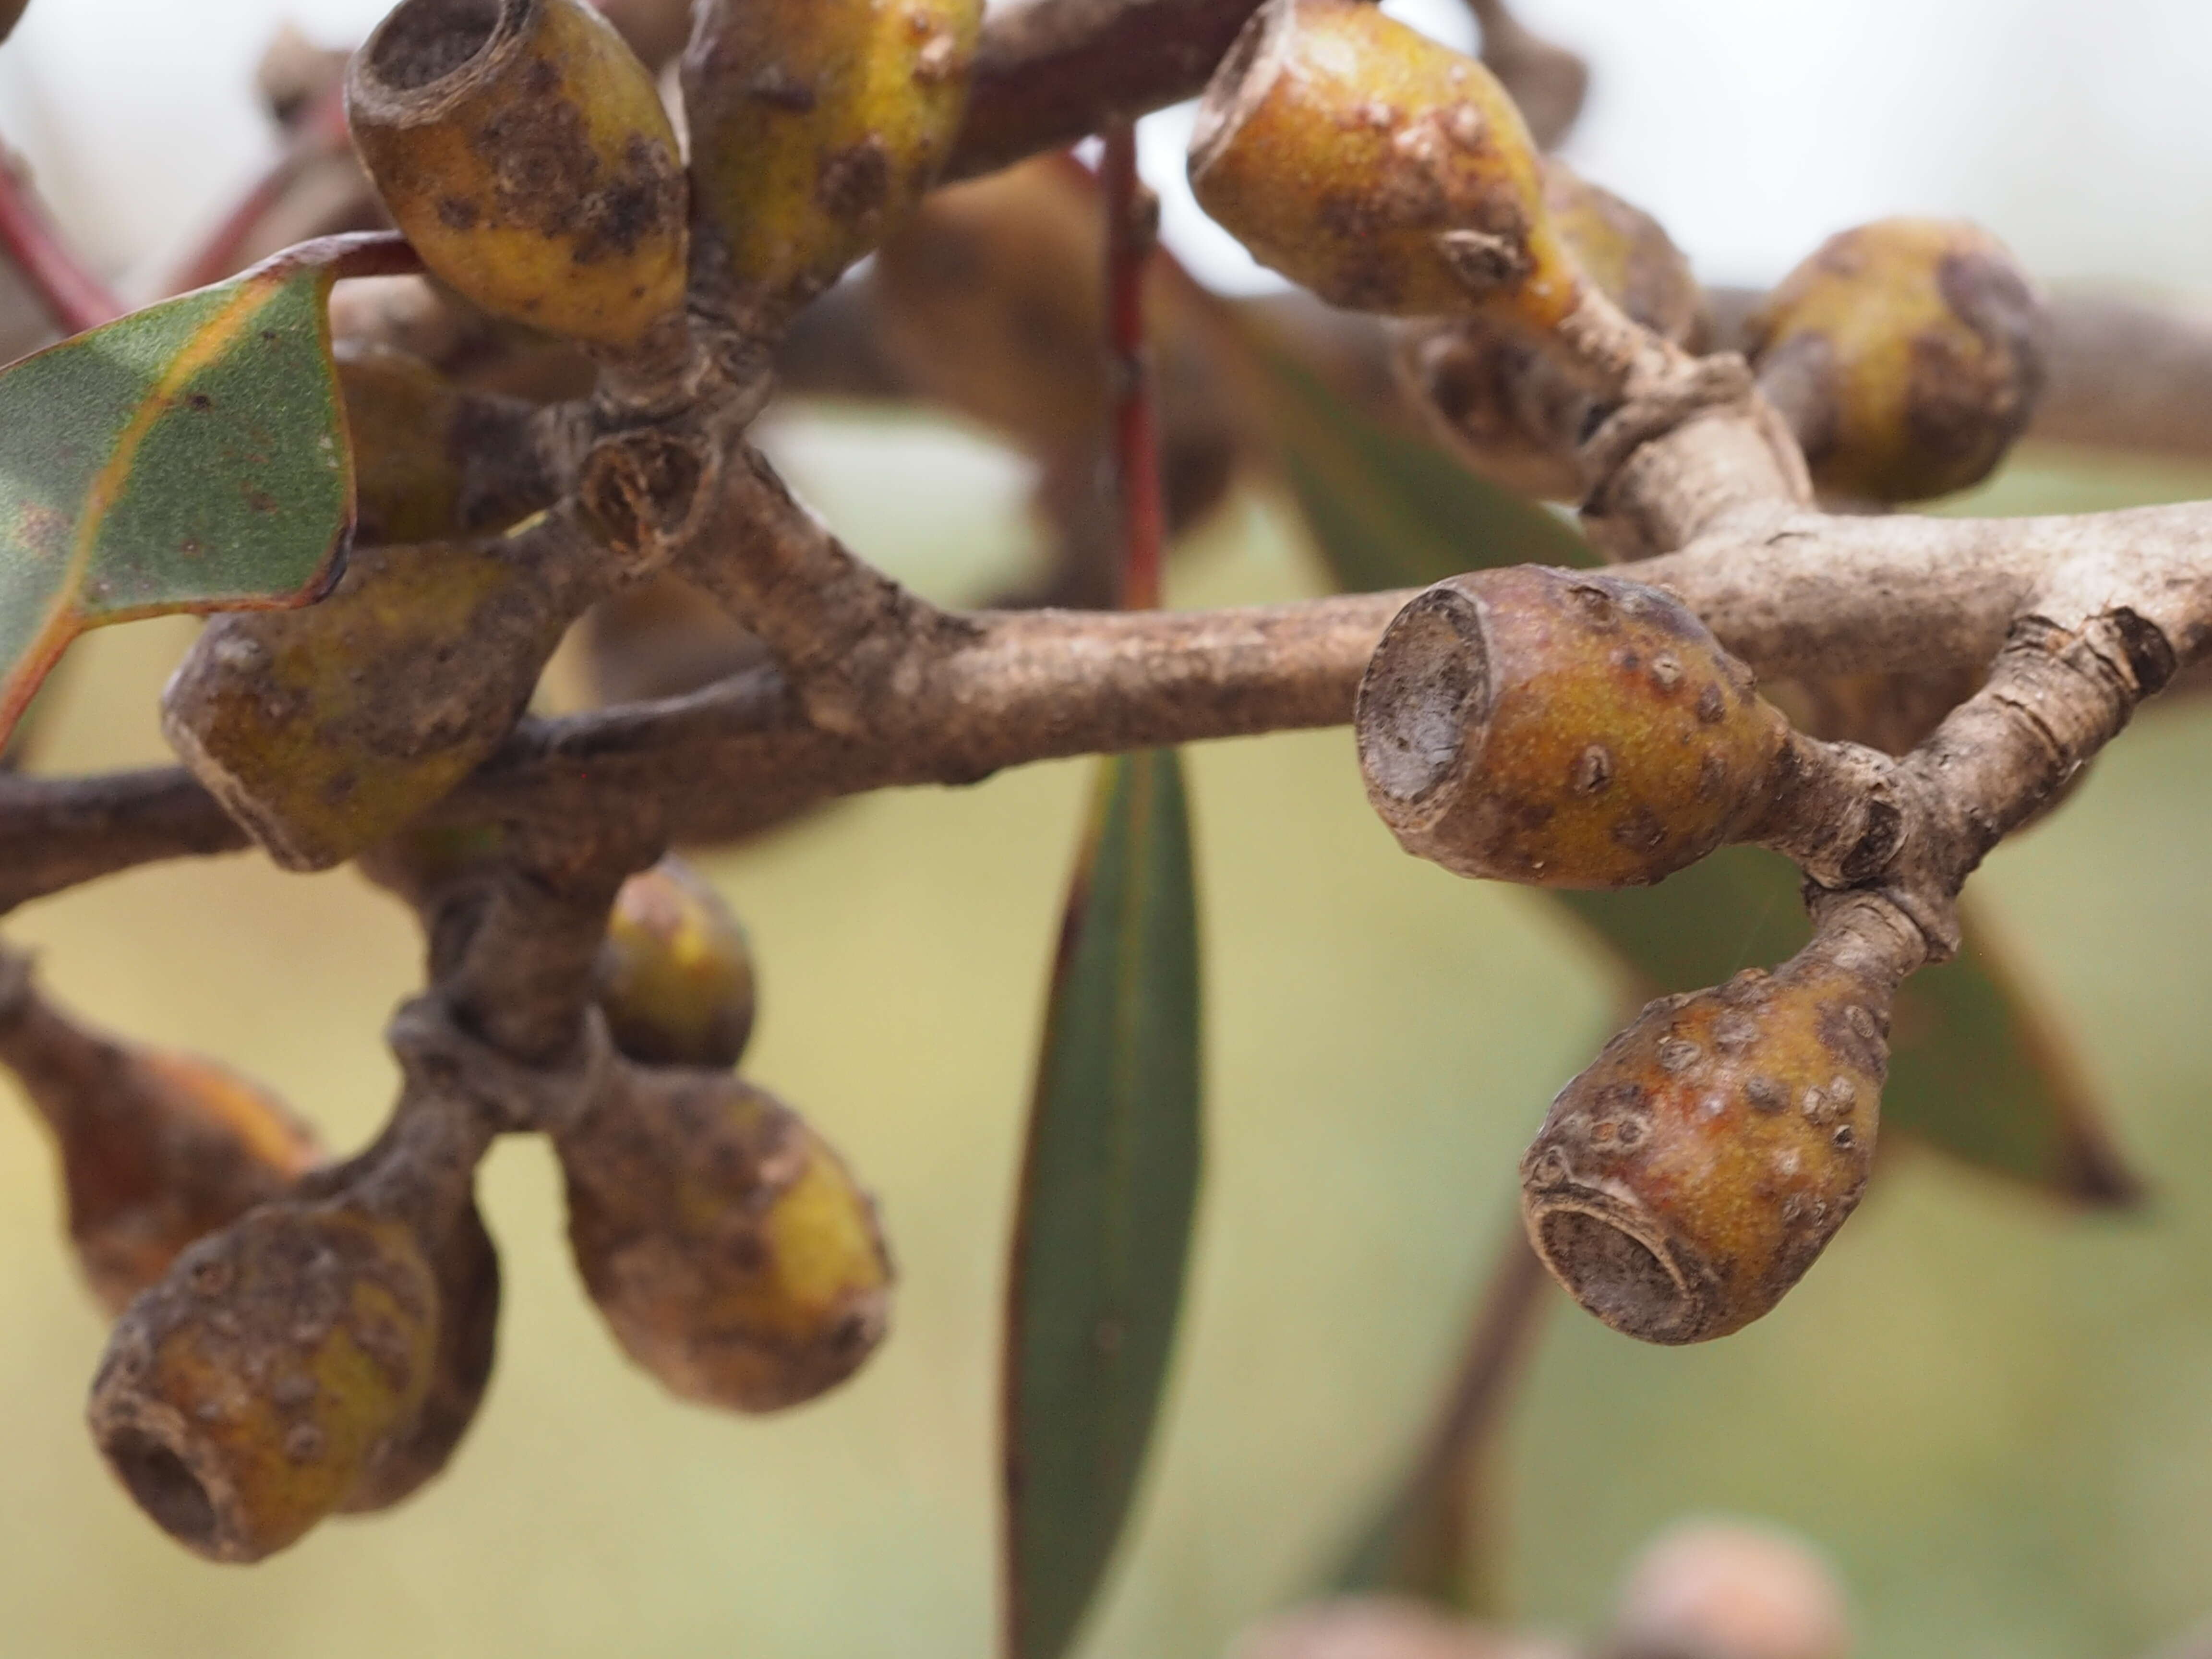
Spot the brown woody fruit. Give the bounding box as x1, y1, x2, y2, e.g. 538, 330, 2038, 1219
347, 0, 688, 350
1520, 928, 1899, 1345
555, 1064, 892, 1412
1356, 566, 1790, 889
0, 952, 320, 1316
0, 0, 29, 47
1190, 0, 1579, 324
1396, 159, 1707, 501
86, 1198, 442, 1561
337, 344, 543, 545
162, 532, 600, 873
337, 1194, 500, 1515
684, 0, 985, 323
1606, 1519, 1851, 1659
1744, 218, 2046, 504
597, 858, 758, 1070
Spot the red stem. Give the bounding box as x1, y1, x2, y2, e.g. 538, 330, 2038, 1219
165, 81, 352, 297
0, 151, 122, 336
1100, 124, 1165, 613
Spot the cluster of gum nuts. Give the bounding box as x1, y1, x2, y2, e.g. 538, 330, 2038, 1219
0, 859, 890, 1563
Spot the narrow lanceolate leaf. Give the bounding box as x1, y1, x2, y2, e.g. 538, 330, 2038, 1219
1005, 747, 1203, 1659
1551, 852, 2140, 1204
1237, 321, 1591, 590
0, 243, 364, 744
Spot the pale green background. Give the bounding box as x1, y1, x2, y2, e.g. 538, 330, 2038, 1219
0, 423, 2211, 1658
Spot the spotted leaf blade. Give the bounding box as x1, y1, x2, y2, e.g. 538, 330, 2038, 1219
1004, 747, 1203, 1659
0, 253, 354, 742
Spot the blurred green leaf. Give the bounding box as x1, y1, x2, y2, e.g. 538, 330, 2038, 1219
1329, 1227, 1551, 1615
1004, 747, 1203, 1659
1238, 324, 1590, 591
1552, 853, 2139, 1203
0, 247, 356, 744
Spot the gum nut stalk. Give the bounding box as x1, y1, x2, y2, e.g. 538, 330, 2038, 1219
0, 958, 320, 1316
1356, 566, 1790, 888
1745, 217, 2046, 504
1519, 938, 1896, 1345
556, 1066, 892, 1412
1188, 0, 1578, 322
161, 535, 596, 873
1606, 1519, 1851, 1659
341, 1195, 500, 1513
1395, 160, 1706, 502
597, 858, 757, 1070
346, 0, 687, 349
683, 0, 984, 320
86, 1201, 440, 1563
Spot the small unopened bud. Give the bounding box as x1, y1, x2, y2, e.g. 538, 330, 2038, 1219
86, 1201, 440, 1562
1521, 928, 1900, 1345
684, 0, 985, 322
347, 0, 688, 349
1356, 567, 1789, 889
1746, 218, 2046, 504
597, 857, 757, 1070
1607, 1519, 1851, 1659
556, 1065, 892, 1412
0, 955, 321, 1316
1190, 0, 1578, 324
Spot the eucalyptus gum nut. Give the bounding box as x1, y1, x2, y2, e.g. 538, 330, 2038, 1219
1609, 1520, 1852, 1659
0, 966, 323, 1317
1520, 953, 1892, 1345
342, 1197, 500, 1513
1395, 165, 1704, 502
683, 0, 985, 318
161, 535, 590, 873
1745, 217, 2046, 504
337, 346, 509, 545
86, 1202, 440, 1563
556, 1067, 892, 1412
1356, 567, 1790, 889
597, 858, 757, 1070
347, 0, 687, 349
1188, 0, 1579, 322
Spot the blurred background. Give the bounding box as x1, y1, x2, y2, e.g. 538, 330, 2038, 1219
8, 2, 2212, 1657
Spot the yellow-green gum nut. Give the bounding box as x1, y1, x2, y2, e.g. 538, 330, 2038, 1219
1520, 952, 1891, 1345
556, 1067, 892, 1412
1356, 567, 1790, 889
1542, 161, 1705, 349
86, 1203, 439, 1562
598, 859, 757, 1070
337, 345, 534, 546
347, 0, 687, 349
1188, 0, 1579, 322
161, 535, 587, 873
343, 1197, 500, 1513
1744, 216, 2045, 504
683, 0, 984, 317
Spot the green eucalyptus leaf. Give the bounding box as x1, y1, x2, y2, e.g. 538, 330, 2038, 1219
0, 246, 359, 743
1551, 851, 2139, 1203
1004, 747, 1203, 1659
